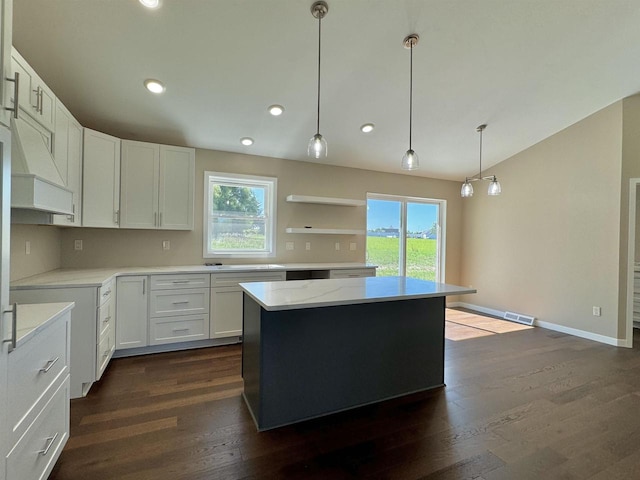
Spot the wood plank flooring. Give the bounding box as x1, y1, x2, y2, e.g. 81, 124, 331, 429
49, 324, 640, 479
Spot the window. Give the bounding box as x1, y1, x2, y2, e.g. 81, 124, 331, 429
366, 193, 445, 281
204, 172, 277, 258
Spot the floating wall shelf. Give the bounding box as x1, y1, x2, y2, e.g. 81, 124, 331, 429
285, 227, 364, 235
286, 195, 365, 207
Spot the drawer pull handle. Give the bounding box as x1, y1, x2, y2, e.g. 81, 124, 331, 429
2, 303, 17, 352
172, 301, 189, 305
39, 432, 59, 456
103, 315, 112, 323
40, 356, 59, 373
171, 280, 190, 284
103, 289, 112, 297
172, 328, 190, 333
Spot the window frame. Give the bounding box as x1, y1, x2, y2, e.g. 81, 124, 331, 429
203, 171, 277, 258
366, 193, 446, 282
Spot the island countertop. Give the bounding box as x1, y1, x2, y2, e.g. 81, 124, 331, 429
240, 276, 476, 311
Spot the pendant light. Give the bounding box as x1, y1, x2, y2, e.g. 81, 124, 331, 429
461, 124, 502, 197
308, 1, 329, 159
401, 34, 419, 171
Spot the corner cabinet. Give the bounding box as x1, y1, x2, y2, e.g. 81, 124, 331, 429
120, 140, 195, 230
82, 128, 121, 228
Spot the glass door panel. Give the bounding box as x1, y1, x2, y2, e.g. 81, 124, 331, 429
366, 199, 402, 276
406, 202, 440, 281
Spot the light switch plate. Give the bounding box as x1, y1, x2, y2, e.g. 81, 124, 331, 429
350, 242, 356, 251
305, 242, 311, 251
286, 242, 294, 251
162, 240, 170, 250
74, 240, 83, 251
25, 241, 31, 255
335, 242, 340, 251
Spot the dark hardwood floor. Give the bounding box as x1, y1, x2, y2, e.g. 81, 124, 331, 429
49, 327, 640, 480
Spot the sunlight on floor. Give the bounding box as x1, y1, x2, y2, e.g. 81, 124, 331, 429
445, 308, 533, 341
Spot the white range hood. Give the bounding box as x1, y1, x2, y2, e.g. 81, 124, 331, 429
11, 117, 73, 216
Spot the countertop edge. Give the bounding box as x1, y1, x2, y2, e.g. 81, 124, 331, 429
15, 302, 75, 348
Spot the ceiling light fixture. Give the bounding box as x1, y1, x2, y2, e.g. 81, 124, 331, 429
401, 34, 419, 171
240, 137, 254, 146
268, 105, 284, 116
360, 123, 375, 133
308, 1, 329, 159
143, 79, 165, 94
139, 0, 160, 9
461, 124, 502, 197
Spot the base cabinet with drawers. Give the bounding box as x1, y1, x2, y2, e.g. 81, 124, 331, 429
5, 308, 71, 480
10, 278, 117, 399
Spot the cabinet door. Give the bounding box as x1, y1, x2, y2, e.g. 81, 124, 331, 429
82, 128, 121, 228
210, 287, 243, 338
158, 145, 194, 230
116, 276, 149, 350
0, 0, 12, 128
120, 140, 160, 229
10, 48, 55, 131
52, 102, 83, 226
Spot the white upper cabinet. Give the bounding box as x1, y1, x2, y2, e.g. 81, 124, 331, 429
82, 128, 121, 228
120, 140, 159, 229
120, 140, 194, 230
158, 144, 194, 230
10, 48, 55, 132
53, 100, 83, 226
0, 0, 12, 128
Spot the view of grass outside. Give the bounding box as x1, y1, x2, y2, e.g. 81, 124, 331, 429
367, 236, 437, 281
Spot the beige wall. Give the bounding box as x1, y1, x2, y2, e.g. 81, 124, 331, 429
59, 149, 463, 285
10, 224, 62, 281
461, 102, 623, 338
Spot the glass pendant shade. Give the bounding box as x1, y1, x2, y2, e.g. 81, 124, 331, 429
461, 180, 474, 197
308, 133, 327, 159
401, 149, 419, 170
488, 178, 501, 196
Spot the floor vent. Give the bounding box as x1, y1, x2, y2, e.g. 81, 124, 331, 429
503, 311, 535, 326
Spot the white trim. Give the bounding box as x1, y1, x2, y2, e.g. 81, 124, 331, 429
625, 178, 640, 348
448, 301, 627, 347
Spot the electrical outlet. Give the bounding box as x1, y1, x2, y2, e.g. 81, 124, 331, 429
335, 242, 340, 251
593, 306, 601, 317
74, 239, 83, 251
162, 240, 170, 251
286, 242, 294, 251
350, 242, 356, 251
305, 242, 311, 251
25, 241, 31, 255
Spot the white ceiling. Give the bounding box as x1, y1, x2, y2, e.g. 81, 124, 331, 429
12, 0, 640, 180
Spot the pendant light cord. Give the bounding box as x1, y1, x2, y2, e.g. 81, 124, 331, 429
409, 41, 413, 150
316, 13, 322, 135
478, 127, 483, 178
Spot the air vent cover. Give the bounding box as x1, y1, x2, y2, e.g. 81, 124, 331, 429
503, 311, 535, 326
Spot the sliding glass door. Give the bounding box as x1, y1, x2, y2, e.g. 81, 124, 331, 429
366, 194, 445, 281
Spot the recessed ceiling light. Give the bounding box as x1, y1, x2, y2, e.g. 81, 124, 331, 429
144, 79, 165, 94
139, 0, 160, 8
268, 105, 284, 116
240, 137, 254, 146
360, 123, 375, 133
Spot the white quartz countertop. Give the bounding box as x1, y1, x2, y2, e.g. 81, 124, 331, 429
240, 276, 477, 311
10, 263, 376, 289
14, 302, 74, 348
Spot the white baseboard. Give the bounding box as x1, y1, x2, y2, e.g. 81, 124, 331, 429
447, 301, 628, 347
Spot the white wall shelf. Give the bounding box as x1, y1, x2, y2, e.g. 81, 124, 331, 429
285, 227, 364, 235
286, 195, 365, 207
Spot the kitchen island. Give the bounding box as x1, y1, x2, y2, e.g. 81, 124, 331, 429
240, 276, 476, 431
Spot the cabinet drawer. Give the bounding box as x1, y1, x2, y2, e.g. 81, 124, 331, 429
96, 325, 115, 381
98, 293, 116, 339
151, 274, 210, 290
150, 315, 209, 345
150, 288, 209, 317
99, 277, 115, 305
8, 314, 70, 441
6, 376, 69, 480
211, 271, 286, 287
329, 268, 376, 279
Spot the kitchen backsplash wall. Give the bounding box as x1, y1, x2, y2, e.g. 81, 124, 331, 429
10, 224, 62, 281
58, 148, 463, 285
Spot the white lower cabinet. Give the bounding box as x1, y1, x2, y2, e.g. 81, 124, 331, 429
5, 309, 71, 480
148, 274, 210, 346
210, 272, 286, 338
115, 276, 148, 350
